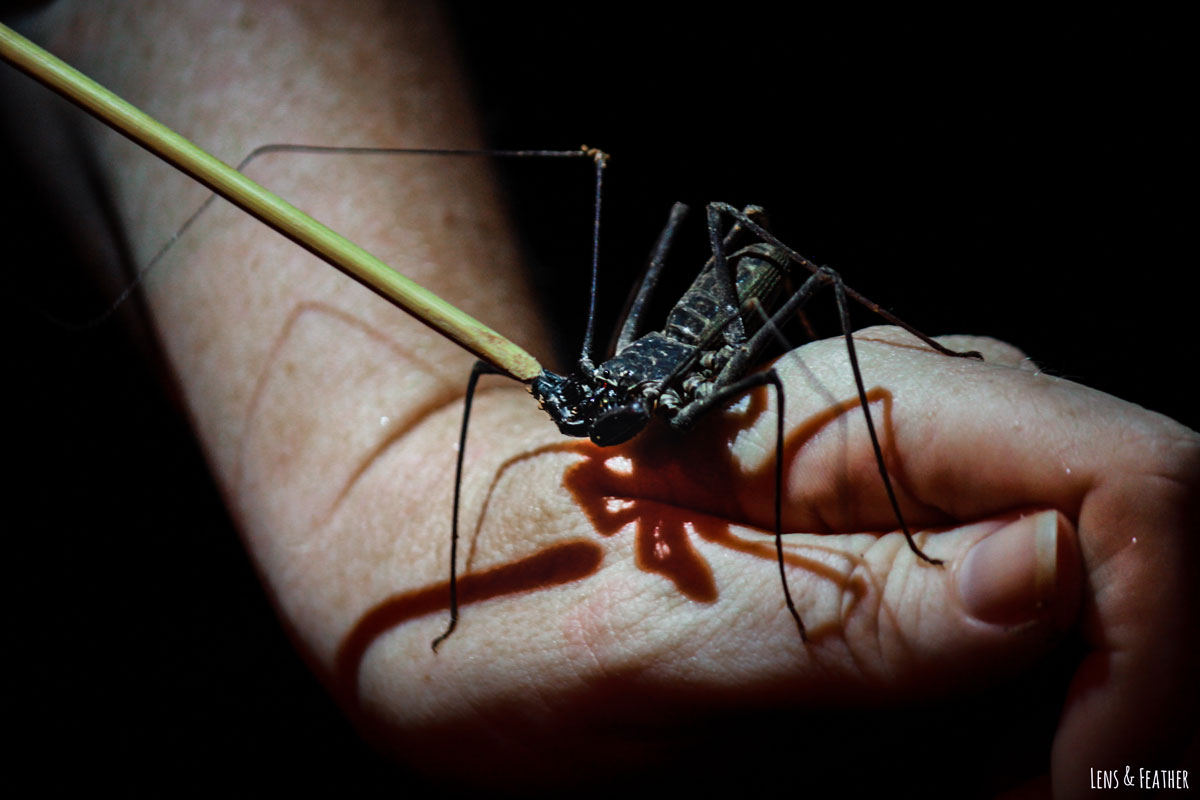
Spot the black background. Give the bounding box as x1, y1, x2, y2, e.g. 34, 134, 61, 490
2, 5, 1190, 796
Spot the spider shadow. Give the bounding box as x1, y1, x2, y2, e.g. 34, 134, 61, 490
335, 368, 915, 705
562, 379, 905, 638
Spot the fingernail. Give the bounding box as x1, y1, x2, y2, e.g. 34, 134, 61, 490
958, 510, 1061, 625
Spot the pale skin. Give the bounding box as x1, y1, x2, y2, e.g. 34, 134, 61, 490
9, 1, 1197, 796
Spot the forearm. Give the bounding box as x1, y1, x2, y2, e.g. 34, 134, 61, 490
25, 0, 550, 689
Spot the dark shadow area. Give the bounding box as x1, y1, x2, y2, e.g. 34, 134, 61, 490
334, 541, 602, 706
563, 385, 901, 631
365, 627, 1085, 798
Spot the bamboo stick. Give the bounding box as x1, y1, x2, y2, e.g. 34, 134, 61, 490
0, 22, 543, 383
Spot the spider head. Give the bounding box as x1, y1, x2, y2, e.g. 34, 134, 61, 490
531, 369, 651, 445
531, 369, 617, 438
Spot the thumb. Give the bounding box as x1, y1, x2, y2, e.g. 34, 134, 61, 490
953, 509, 1080, 632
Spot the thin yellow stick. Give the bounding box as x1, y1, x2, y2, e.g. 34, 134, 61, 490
0, 22, 542, 383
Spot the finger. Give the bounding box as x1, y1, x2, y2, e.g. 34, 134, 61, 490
747, 331, 1134, 528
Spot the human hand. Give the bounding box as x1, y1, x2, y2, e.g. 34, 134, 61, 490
331, 326, 1194, 796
